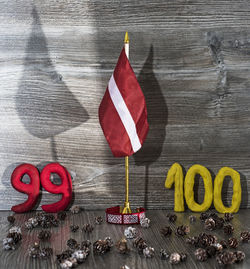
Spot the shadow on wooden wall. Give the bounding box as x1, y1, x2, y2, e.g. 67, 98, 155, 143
133, 45, 168, 208
16, 7, 89, 161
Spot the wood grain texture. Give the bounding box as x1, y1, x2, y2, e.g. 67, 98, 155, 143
0, 0, 250, 209
0, 210, 250, 268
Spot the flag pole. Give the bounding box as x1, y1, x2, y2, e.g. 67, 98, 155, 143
122, 32, 132, 214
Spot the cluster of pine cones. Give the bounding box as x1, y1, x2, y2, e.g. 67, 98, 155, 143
57, 239, 91, 268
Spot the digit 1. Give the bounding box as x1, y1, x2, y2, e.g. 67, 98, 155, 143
214, 167, 241, 213
165, 163, 184, 212
184, 164, 213, 212
11, 163, 40, 213
40, 163, 72, 213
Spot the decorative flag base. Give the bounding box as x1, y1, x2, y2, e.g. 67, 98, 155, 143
106, 206, 146, 225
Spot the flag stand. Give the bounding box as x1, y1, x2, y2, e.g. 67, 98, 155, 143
105, 32, 146, 224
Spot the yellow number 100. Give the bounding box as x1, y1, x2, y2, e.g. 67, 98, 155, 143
165, 163, 241, 213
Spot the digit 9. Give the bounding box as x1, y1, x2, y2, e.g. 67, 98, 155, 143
11, 163, 40, 213
40, 163, 72, 213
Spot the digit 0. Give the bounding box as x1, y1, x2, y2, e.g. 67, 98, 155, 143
11, 163, 40, 213
214, 167, 241, 213
184, 164, 213, 212
40, 163, 72, 213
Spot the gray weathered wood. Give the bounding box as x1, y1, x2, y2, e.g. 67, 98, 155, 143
0, 1, 250, 209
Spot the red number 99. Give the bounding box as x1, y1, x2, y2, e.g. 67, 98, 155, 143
11, 163, 72, 213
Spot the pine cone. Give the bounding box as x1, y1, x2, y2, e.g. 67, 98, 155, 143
143, 246, 155, 258
175, 225, 190, 236
37, 214, 58, 228
223, 224, 234, 235
40, 247, 53, 258
70, 205, 81, 214
228, 238, 238, 249
67, 238, 79, 250
240, 231, 250, 243
56, 249, 73, 263
82, 224, 94, 233
51, 218, 59, 227
93, 239, 111, 254
8, 226, 22, 234
234, 251, 245, 263
198, 233, 217, 247
133, 237, 147, 254
214, 217, 224, 229
169, 252, 181, 264
25, 217, 38, 229
124, 226, 137, 239
59, 258, 76, 269
140, 217, 150, 228
72, 249, 88, 263
166, 213, 177, 222
160, 249, 169, 259
204, 218, 216, 231
24, 221, 33, 230
186, 236, 199, 246
81, 240, 91, 249
81, 246, 91, 256
224, 213, 233, 222
216, 251, 236, 265
206, 234, 217, 247
7, 232, 22, 244
70, 225, 79, 232
38, 230, 51, 240
200, 212, 209, 222
7, 216, 15, 224
104, 237, 113, 248
194, 248, 208, 262
57, 211, 67, 221
160, 226, 172, 237
28, 242, 40, 258
3, 237, 15, 250
116, 238, 129, 254
189, 215, 196, 223
95, 216, 103, 225
206, 245, 217, 257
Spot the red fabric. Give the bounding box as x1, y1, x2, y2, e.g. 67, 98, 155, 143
99, 47, 149, 157
40, 163, 72, 213
11, 164, 40, 213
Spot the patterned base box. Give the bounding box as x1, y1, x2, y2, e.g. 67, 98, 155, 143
106, 206, 146, 225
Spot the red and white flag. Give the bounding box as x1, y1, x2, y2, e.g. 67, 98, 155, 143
99, 48, 149, 157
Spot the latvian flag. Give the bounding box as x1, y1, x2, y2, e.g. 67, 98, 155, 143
99, 48, 149, 157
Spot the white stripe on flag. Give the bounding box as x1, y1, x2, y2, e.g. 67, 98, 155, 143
108, 74, 141, 153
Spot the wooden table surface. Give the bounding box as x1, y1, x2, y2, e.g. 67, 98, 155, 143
0, 210, 249, 269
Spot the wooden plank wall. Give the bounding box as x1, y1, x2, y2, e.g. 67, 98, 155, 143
0, 0, 250, 210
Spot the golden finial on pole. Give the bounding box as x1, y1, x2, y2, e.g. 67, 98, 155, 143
124, 31, 130, 43
124, 32, 129, 59
122, 32, 132, 214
